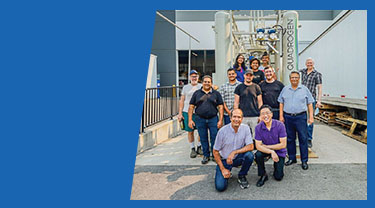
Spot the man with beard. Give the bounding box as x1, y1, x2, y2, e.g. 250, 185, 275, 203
189, 75, 224, 164
219, 68, 241, 125
259, 66, 284, 120
299, 58, 322, 148
178, 70, 203, 158
234, 69, 263, 138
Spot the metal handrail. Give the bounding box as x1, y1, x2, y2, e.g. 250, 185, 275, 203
140, 85, 183, 133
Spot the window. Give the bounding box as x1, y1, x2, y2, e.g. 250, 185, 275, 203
178, 50, 215, 84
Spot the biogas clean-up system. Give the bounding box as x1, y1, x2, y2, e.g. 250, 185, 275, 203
213, 10, 299, 86
212, 10, 367, 120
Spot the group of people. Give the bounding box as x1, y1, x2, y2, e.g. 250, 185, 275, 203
178, 54, 322, 191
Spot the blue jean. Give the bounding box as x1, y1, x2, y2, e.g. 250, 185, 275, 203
307, 102, 316, 141
195, 116, 218, 157
215, 152, 254, 192
223, 115, 231, 125
284, 113, 309, 162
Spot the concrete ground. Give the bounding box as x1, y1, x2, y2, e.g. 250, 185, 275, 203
131, 122, 367, 200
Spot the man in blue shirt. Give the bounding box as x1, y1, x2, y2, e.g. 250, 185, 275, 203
278, 71, 314, 170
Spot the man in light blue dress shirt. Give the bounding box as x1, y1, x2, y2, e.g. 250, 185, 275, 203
278, 71, 314, 170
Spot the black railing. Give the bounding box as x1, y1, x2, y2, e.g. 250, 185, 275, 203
140, 86, 183, 133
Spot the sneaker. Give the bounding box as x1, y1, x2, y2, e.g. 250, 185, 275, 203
190, 148, 197, 158
201, 156, 210, 164
196, 146, 203, 155
237, 176, 250, 189
308, 140, 312, 148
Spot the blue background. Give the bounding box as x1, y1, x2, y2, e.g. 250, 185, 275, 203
0, 0, 371, 206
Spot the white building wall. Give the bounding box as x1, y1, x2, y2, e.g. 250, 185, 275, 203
299, 10, 367, 100
176, 21, 215, 50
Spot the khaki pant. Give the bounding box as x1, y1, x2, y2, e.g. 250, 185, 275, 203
242, 117, 259, 138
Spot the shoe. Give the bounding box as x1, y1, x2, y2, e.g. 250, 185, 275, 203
237, 176, 250, 189
201, 156, 210, 164
210, 155, 215, 162
285, 159, 297, 166
308, 140, 312, 148
302, 162, 309, 170
190, 148, 197, 158
196, 146, 203, 155
256, 175, 269, 187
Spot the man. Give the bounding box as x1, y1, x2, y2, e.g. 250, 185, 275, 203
278, 71, 314, 170
234, 69, 263, 137
299, 58, 322, 148
178, 70, 203, 158
254, 105, 287, 187
259, 54, 270, 72
259, 66, 284, 120
218, 68, 241, 125
249, 58, 265, 85
189, 75, 224, 164
213, 109, 254, 191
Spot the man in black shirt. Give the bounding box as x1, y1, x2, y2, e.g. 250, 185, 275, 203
259, 66, 284, 120
234, 69, 263, 137
189, 75, 224, 164
249, 58, 265, 85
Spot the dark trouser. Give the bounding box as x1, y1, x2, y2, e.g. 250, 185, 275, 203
195, 116, 218, 157
215, 152, 254, 192
272, 109, 280, 120
284, 113, 309, 162
255, 151, 285, 181
223, 115, 231, 125
307, 102, 316, 141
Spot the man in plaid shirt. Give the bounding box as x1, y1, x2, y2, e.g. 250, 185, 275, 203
219, 68, 241, 125
299, 58, 322, 148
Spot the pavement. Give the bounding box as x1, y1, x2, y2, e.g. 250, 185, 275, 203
131, 122, 367, 200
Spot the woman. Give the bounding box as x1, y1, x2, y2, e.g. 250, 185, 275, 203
233, 54, 247, 83
249, 58, 265, 85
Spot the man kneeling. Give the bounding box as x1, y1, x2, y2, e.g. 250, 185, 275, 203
213, 109, 254, 191
254, 105, 287, 187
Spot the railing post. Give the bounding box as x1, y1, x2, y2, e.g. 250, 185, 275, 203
170, 87, 173, 120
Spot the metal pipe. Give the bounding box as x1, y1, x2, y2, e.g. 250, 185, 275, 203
266, 42, 279, 54
156, 11, 200, 43
188, 37, 191, 83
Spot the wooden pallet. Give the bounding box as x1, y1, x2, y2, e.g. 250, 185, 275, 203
341, 118, 367, 144
315, 110, 336, 125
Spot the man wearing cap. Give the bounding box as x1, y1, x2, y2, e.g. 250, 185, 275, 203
234, 69, 263, 138
189, 75, 224, 164
178, 70, 203, 158
278, 71, 314, 170
218, 68, 241, 125
299, 58, 322, 148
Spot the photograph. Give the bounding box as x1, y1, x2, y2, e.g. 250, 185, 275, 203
132, 10, 367, 200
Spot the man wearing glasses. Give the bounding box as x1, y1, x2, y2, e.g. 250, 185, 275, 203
278, 72, 314, 170
254, 105, 287, 187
